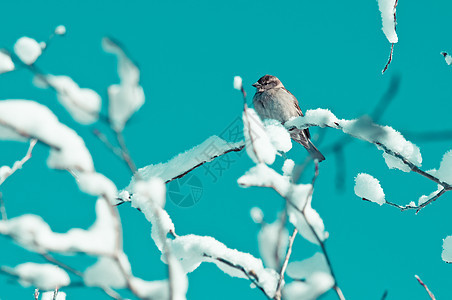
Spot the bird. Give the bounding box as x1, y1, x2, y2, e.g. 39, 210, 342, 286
252, 74, 325, 162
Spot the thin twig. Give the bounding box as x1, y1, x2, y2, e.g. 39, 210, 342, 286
100, 196, 144, 300
204, 254, 272, 300
382, 43, 395, 74
166, 144, 245, 184
0, 119, 61, 151
41, 248, 122, 300
41, 252, 83, 277
376, 143, 452, 189
381, 290, 388, 300
114, 130, 139, 177
415, 275, 436, 300
363, 188, 448, 214
292, 162, 344, 300
292, 114, 452, 212
274, 228, 298, 300
249, 160, 345, 300
145, 201, 175, 300
52, 288, 59, 300
0, 139, 37, 186
381, 0, 398, 74
92, 129, 123, 159
302, 161, 319, 211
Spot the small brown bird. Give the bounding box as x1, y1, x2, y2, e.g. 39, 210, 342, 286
252, 75, 325, 162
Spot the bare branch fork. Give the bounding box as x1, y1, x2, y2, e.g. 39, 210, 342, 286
372, 143, 452, 213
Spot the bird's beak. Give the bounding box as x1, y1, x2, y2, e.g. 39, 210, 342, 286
252, 82, 261, 88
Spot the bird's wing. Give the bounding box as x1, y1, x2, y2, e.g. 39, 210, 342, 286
284, 88, 311, 139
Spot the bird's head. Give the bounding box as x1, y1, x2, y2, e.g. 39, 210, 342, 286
252, 75, 284, 92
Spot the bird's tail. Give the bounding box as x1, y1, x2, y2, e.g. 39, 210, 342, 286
306, 139, 325, 162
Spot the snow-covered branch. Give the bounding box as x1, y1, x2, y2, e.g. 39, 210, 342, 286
286, 108, 452, 212
119, 135, 244, 203
0, 100, 94, 172
377, 0, 399, 73
130, 176, 276, 299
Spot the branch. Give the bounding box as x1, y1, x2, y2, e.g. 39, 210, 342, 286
375, 143, 451, 189
363, 188, 447, 214
39, 244, 123, 300
320, 75, 399, 191
274, 228, 298, 300
93, 127, 139, 179
166, 143, 244, 184
52, 288, 59, 300
242, 161, 345, 300
203, 254, 272, 300
117, 138, 244, 204
381, 0, 398, 74
415, 275, 436, 300
367, 142, 452, 213
382, 43, 395, 74
40, 252, 83, 278
0, 139, 38, 186
92, 129, 123, 159
0, 198, 126, 300
290, 110, 452, 212
294, 163, 345, 300
0, 118, 61, 152
17, 61, 110, 124
114, 129, 139, 177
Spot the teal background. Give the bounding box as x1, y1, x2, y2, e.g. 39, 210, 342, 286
1, 1, 452, 299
